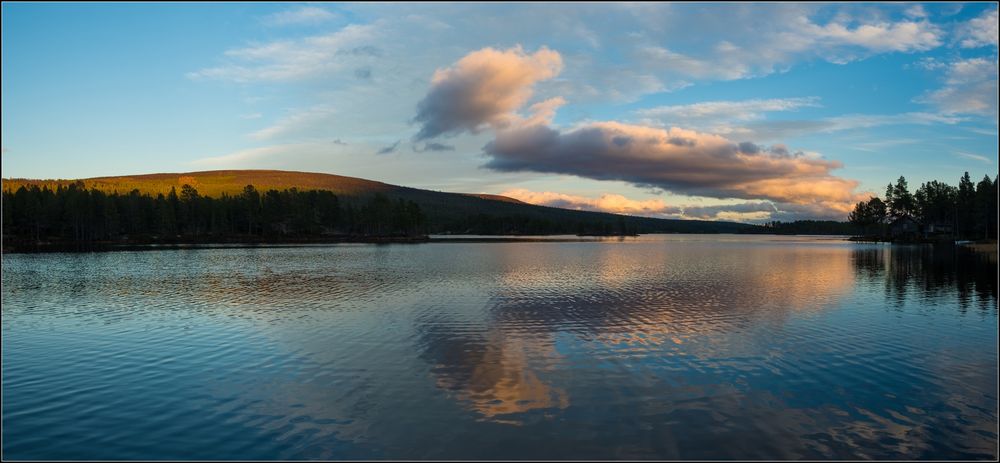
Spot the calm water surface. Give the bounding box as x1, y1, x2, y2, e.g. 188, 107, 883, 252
2, 235, 997, 459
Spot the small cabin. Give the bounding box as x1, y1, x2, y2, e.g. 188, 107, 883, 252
889, 216, 920, 240
923, 222, 954, 238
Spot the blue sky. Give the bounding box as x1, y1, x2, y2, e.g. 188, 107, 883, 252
2, 2, 997, 221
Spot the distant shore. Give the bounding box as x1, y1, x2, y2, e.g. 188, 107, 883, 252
2, 234, 662, 253
1, 235, 432, 253
847, 236, 950, 244
7, 234, 996, 255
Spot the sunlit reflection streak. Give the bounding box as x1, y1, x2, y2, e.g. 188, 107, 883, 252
419, 321, 569, 423
4, 237, 995, 459
415, 241, 863, 423
485, 242, 857, 349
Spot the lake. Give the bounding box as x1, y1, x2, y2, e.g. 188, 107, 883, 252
2, 235, 997, 459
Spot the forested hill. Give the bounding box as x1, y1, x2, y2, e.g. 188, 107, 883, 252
2, 169, 755, 235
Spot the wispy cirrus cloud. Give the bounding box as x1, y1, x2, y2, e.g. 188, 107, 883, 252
634, 46, 750, 81
636, 97, 966, 142
904, 5, 928, 20
702, 112, 964, 141
376, 140, 401, 155
249, 105, 338, 140
187, 24, 377, 82
916, 57, 998, 117
414, 142, 455, 152
954, 152, 993, 164
629, 10, 944, 84
849, 138, 921, 153
190, 143, 321, 167
637, 97, 821, 123
954, 7, 998, 48
263, 6, 337, 27
797, 17, 942, 53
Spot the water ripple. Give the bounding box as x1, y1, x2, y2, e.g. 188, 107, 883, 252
2, 236, 996, 459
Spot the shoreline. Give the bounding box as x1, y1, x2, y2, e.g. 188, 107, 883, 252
4, 234, 995, 254
1, 235, 432, 253
1, 234, 648, 253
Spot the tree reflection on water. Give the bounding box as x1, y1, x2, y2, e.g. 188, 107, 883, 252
852, 244, 997, 312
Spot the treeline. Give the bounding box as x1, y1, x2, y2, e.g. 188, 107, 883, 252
849, 172, 997, 239
442, 213, 638, 236
755, 220, 862, 235
2, 182, 427, 244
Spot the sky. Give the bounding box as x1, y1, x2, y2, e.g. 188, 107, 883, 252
2, 2, 997, 222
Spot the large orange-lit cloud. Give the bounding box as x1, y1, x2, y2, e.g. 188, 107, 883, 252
413, 46, 563, 140
415, 46, 869, 218
499, 188, 682, 216
499, 188, 848, 222
486, 122, 867, 214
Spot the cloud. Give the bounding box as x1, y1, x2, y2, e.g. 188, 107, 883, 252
499, 188, 681, 216
522, 97, 566, 126
354, 67, 372, 80
337, 45, 383, 57
188, 24, 377, 82
904, 5, 928, 19
681, 202, 778, 220
910, 56, 946, 70
705, 112, 963, 141
407, 45, 867, 219
484, 121, 866, 215
193, 4, 955, 114
543, 56, 688, 104
412, 46, 563, 140
263, 6, 337, 27
249, 105, 338, 140
917, 57, 998, 117
592, 70, 677, 101
191, 143, 321, 166
849, 138, 920, 152
637, 97, 821, 123
636, 46, 750, 80
414, 142, 455, 152
954, 152, 993, 164
794, 17, 942, 53
646, 7, 945, 87
955, 8, 998, 48
500, 188, 844, 222
631, 12, 943, 84
376, 140, 401, 155
820, 112, 963, 129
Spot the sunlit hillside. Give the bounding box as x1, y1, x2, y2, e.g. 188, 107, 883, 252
2, 170, 755, 234
3, 170, 399, 198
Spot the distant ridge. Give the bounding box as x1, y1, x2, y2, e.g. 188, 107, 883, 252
462, 193, 526, 204
2, 169, 756, 234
